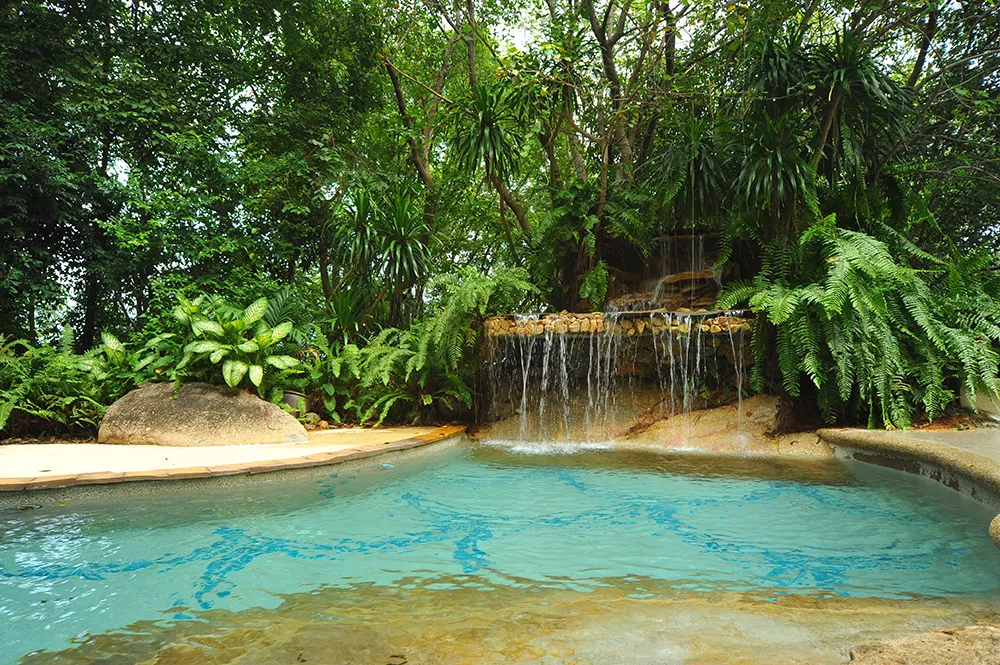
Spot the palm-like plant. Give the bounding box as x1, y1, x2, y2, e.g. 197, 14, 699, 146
327, 289, 370, 345
451, 83, 530, 232
736, 114, 815, 236
453, 83, 521, 179
325, 185, 433, 329
377, 186, 431, 288
333, 188, 380, 277
808, 29, 908, 173
747, 33, 811, 121
640, 115, 722, 225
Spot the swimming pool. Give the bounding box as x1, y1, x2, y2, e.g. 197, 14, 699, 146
2, 440, 999, 664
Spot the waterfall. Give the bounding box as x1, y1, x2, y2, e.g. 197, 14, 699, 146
481, 310, 749, 444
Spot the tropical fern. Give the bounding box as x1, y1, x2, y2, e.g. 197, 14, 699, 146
350, 269, 537, 425
718, 215, 1000, 428
0, 329, 128, 435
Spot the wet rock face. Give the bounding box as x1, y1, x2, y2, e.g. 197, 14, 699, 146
609, 269, 721, 311
483, 312, 753, 337
991, 514, 1000, 550
98, 382, 307, 446
848, 625, 1000, 664
623, 394, 833, 456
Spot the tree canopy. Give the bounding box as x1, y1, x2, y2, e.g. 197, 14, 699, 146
2, 0, 1000, 431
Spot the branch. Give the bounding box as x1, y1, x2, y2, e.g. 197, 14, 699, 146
679, 36, 733, 76
383, 56, 454, 104
610, 0, 634, 46
556, 110, 604, 144
917, 48, 1000, 89
907, 9, 939, 87
384, 60, 435, 191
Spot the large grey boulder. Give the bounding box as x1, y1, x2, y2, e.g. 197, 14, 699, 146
848, 625, 1000, 664
98, 382, 308, 446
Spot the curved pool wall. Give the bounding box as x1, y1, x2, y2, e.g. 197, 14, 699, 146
0, 425, 466, 492
819, 428, 1000, 548
3, 437, 1000, 664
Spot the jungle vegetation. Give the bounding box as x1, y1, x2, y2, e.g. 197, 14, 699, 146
2, 0, 999, 433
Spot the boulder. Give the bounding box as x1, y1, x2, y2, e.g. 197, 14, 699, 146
624, 395, 833, 456
991, 514, 1000, 550
98, 382, 308, 446
847, 625, 1000, 664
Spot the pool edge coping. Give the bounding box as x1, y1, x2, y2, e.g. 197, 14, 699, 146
817, 427, 1000, 549
0, 425, 466, 492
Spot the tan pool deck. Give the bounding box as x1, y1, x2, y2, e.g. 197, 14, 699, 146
819, 426, 1000, 488
0, 425, 465, 491
887, 427, 1000, 462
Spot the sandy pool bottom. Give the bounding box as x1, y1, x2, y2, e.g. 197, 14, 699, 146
23, 577, 1000, 665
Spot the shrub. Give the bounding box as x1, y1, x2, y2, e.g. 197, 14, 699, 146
174, 295, 301, 394
0, 328, 127, 435
350, 268, 538, 425
718, 215, 1000, 428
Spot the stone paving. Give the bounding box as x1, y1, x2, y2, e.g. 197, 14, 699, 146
819, 426, 1000, 549
0, 425, 465, 491
888, 427, 1000, 464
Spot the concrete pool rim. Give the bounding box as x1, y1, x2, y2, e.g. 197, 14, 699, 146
2, 423, 999, 549
0, 425, 466, 492
818, 427, 1000, 549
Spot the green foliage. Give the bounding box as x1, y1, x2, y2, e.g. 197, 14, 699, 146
350, 269, 538, 425
452, 83, 523, 180
0, 291, 310, 435
307, 340, 363, 424
3, 0, 999, 432
377, 185, 433, 290
578, 261, 609, 310
326, 290, 370, 346
719, 216, 1000, 428
171, 295, 303, 395
325, 184, 435, 329
0, 329, 127, 435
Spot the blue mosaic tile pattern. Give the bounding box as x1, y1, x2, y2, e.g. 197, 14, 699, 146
1, 445, 998, 662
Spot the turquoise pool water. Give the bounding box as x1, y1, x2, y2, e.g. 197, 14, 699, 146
1, 441, 999, 664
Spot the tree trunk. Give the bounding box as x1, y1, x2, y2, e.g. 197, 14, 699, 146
81, 127, 113, 352
638, 1, 676, 167
489, 173, 531, 233
319, 247, 333, 306
498, 200, 520, 262
567, 131, 589, 182
538, 128, 562, 192
907, 9, 939, 87
596, 138, 610, 222
586, 0, 634, 182
464, 0, 477, 87
81, 275, 100, 351
811, 91, 841, 169
385, 60, 439, 229
28, 291, 36, 343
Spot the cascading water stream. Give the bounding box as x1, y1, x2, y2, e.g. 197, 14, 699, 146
481, 309, 749, 445
513, 314, 540, 439
482, 233, 750, 446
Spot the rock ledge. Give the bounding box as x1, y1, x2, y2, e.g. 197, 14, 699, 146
848, 625, 1000, 664
98, 382, 307, 447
